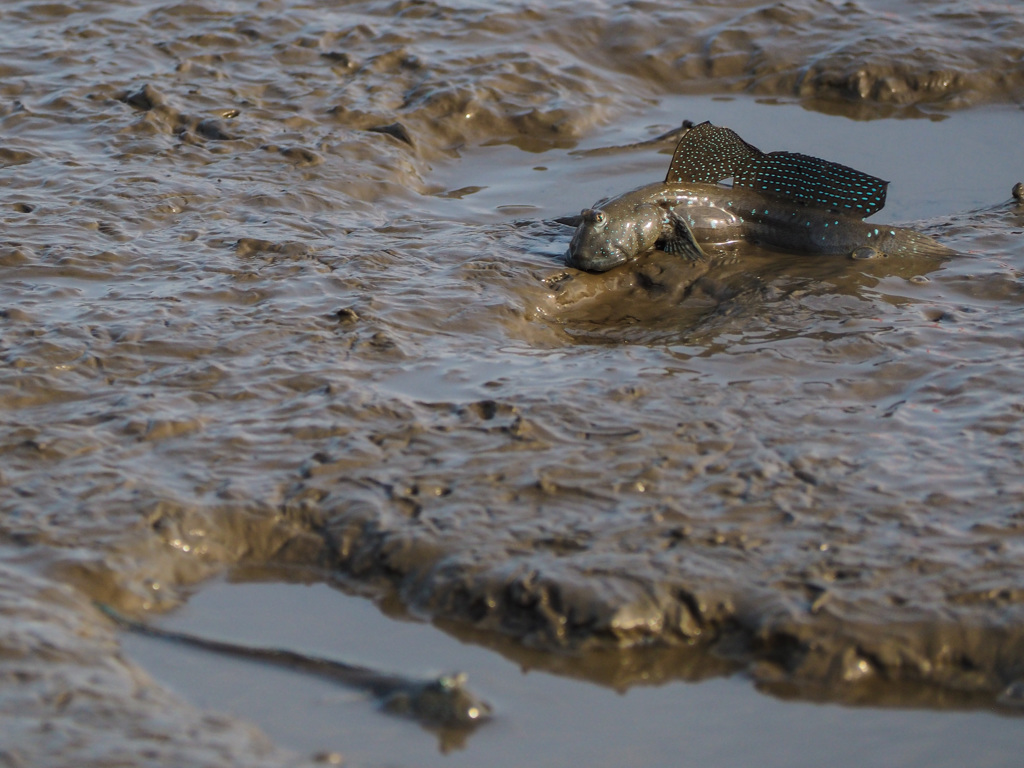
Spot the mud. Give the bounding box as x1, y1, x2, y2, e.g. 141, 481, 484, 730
2, 1, 1024, 765
0, 556, 312, 767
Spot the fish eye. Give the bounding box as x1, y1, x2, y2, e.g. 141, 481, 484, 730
594, 211, 606, 225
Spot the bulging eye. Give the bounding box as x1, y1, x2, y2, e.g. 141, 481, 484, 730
594, 211, 606, 225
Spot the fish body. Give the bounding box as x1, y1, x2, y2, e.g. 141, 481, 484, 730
567, 180, 952, 272
567, 121, 955, 273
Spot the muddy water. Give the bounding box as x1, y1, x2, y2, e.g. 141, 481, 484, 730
120, 578, 1024, 768
2, 1, 1024, 765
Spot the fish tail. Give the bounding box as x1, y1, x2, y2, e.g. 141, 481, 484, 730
882, 227, 957, 259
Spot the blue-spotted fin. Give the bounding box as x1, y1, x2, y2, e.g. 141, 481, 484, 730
566, 121, 955, 273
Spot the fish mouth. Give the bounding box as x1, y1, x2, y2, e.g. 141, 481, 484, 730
565, 246, 628, 273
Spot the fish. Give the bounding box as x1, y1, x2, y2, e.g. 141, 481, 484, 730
566, 121, 956, 272
95, 602, 492, 730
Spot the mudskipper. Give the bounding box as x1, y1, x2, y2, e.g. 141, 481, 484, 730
567, 121, 954, 272
96, 603, 492, 732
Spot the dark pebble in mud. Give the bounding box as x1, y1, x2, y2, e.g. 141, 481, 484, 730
195, 119, 234, 142
120, 83, 166, 111
120, 84, 237, 143
923, 307, 956, 323
321, 51, 356, 69
274, 146, 323, 166
368, 122, 415, 146
334, 307, 360, 324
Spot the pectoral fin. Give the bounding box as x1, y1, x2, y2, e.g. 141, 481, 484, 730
660, 210, 708, 263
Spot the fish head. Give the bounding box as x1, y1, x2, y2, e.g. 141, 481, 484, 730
566, 205, 659, 273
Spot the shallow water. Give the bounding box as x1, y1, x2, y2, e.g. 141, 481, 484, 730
122, 579, 1024, 768
2, 1, 1024, 766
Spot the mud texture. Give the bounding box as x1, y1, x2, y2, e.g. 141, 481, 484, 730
0, 557, 315, 767
3, 1, 1024, 765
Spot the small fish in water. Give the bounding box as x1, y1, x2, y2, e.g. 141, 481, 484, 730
566, 121, 956, 272
95, 602, 492, 732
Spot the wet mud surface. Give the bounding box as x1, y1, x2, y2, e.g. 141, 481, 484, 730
2, 1, 1024, 765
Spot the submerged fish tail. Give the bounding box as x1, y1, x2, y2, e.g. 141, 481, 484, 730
880, 227, 957, 259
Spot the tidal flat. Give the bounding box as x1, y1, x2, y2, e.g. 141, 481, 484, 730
2, 1, 1024, 766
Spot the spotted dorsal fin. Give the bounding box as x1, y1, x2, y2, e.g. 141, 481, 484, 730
665, 121, 762, 185
665, 122, 889, 218
734, 151, 888, 217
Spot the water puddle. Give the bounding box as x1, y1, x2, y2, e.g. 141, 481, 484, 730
120, 578, 1024, 768
429, 96, 1023, 226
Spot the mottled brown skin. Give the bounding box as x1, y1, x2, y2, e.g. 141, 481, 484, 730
567, 180, 955, 273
